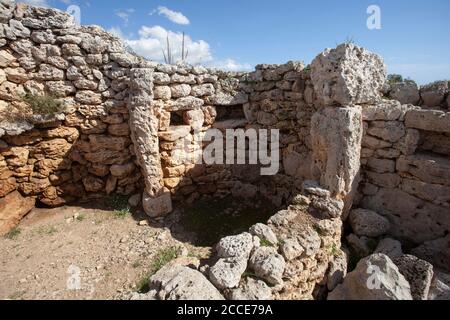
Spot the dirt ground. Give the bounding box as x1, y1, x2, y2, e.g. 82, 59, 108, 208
0, 202, 211, 300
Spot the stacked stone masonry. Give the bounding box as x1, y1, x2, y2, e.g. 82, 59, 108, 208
0, 2, 449, 300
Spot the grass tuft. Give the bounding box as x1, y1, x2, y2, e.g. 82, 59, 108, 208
259, 238, 273, 247
136, 246, 180, 294
4, 227, 21, 240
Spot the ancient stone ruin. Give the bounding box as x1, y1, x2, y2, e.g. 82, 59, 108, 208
0, 2, 449, 300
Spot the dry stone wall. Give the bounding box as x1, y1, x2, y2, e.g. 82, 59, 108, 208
358, 102, 450, 268
386, 80, 449, 110
0, 3, 151, 218
1, 0, 449, 300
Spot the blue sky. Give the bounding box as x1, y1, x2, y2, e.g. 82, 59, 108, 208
21, 0, 450, 84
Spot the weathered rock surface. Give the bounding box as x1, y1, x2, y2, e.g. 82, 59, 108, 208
216, 233, 254, 259
405, 109, 450, 133
311, 44, 386, 106
249, 247, 285, 286
311, 106, 363, 199
327, 250, 348, 291
420, 81, 448, 108
249, 223, 278, 246
389, 81, 420, 105
328, 254, 412, 300
229, 277, 272, 300
411, 235, 450, 273
428, 270, 450, 300
0, 191, 35, 235
394, 254, 434, 300
209, 257, 247, 290
349, 208, 390, 237
149, 264, 224, 300
375, 238, 403, 259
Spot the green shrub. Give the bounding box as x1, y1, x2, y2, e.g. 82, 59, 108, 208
22, 93, 62, 115
387, 74, 403, 86
106, 195, 131, 218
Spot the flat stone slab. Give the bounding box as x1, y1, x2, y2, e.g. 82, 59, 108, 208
158, 125, 191, 142
0, 191, 35, 236
405, 109, 450, 133
397, 153, 450, 186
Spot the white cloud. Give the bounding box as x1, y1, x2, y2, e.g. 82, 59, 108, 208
110, 25, 251, 70
18, 0, 49, 7
124, 25, 212, 64
115, 8, 135, 26
209, 59, 253, 72
154, 6, 190, 25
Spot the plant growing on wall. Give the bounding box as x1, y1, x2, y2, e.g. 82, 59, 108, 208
22, 93, 62, 115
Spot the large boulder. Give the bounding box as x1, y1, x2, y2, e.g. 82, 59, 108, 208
209, 257, 247, 290
149, 265, 224, 300
327, 250, 348, 291
420, 81, 448, 108
249, 223, 278, 246
249, 247, 286, 286
394, 254, 434, 300
375, 238, 403, 259
349, 208, 390, 237
411, 235, 450, 273
428, 270, 450, 300
311, 44, 386, 106
389, 81, 420, 105
216, 232, 254, 259
0, 191, 35, 236
229, 277, 272, 300
328, 253, 412, 300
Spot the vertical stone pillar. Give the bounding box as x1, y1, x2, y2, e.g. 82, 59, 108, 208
310, 106, 363, 201
310, 43, 386, 218
128, 68, 172, 217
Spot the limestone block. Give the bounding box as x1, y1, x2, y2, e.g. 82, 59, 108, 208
394, 254, 434, 300
149, 264, 224, 300
142, 192, 173, 218
420, 81, 448, 107
397, 154, 450, 186
311, 106, 363, 198
361, 188, 449, 243
158, 126, 191, 142
405, 109, 450, 133
389, 81, 420, 105
349, 208, 390, 237
328, 254, 412, 300
183, 109, 204, 131
311, 44, 386, 106
0, 191, 35, 236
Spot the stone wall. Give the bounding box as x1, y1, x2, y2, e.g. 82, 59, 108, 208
0, 3, 152, 214
386, 79, 449, 110
358, 102, 450, 252
1, 1, 449, 299
0, 3, 251, 216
